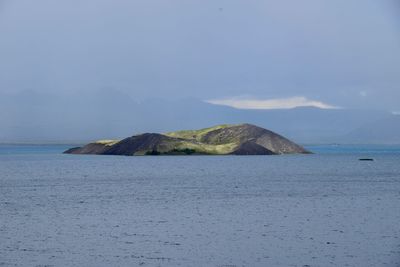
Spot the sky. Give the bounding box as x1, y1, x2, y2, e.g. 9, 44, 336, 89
0, 0, 399, 111
1, 0, 400, 143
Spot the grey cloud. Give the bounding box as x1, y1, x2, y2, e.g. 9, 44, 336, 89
0, 0, 399, 142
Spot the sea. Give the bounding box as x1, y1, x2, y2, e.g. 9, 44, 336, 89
1, 144, 399, 267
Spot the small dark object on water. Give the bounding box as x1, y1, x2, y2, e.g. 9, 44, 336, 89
359, 158, 374, 161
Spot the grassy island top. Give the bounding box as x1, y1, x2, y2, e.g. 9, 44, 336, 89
66, 123, 309, 156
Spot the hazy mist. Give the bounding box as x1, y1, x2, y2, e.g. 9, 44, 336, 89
0, 0, 399, 142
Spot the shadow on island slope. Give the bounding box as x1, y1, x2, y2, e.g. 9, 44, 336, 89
64, 124, 311, 156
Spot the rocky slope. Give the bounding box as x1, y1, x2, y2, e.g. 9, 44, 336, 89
64, 124, 310, 156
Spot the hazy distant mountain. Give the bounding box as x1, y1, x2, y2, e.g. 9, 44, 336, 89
339, 115, 400, 144
0, 90, 392, 144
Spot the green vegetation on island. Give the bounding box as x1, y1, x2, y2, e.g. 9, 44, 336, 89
64, 123, 310, 156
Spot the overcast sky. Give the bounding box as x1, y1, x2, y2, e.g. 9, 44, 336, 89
0, 0, 399, 111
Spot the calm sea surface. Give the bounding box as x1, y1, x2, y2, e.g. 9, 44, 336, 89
1, 145, 400, 266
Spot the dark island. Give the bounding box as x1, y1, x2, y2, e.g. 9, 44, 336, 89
64, 123, 310, 156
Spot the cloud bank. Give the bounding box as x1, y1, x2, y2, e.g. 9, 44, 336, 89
206, 96, 339, 110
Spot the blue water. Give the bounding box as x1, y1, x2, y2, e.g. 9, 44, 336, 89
307, 144, 400, 155
2, 143, 400, 155
0, 144, 74, 155
1, 145, 399, 267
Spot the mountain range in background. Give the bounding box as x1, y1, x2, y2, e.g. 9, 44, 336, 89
339, 115, 400, 144
0, 90, 399, 144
